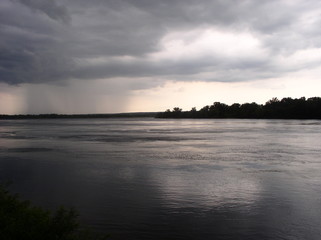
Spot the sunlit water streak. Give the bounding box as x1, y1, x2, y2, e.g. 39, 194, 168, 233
0, 118, 321, 239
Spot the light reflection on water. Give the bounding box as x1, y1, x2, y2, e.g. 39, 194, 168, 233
0, 118, 321, 239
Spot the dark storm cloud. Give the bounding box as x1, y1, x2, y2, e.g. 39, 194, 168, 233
70, 54, 273, 84
0, 0, 73, 84
15, 0, 70, 23
1, 0, 321, 85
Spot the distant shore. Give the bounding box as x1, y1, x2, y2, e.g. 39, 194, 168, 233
156, 97, 321, 120
0, 112, 158, 120
2, 96, 321, 120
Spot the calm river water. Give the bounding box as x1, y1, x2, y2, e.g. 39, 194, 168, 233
0, 118, 321, 239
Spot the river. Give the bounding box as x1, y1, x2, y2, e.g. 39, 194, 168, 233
0, 118, 321, 239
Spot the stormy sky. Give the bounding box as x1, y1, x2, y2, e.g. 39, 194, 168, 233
1, 0, 321, 114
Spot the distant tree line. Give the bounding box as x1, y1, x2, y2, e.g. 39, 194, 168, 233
156, 97, 321, 119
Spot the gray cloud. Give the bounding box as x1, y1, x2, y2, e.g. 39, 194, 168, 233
0, 0, 73, 84
1, 0, 321, 86
15, 0, 70, 23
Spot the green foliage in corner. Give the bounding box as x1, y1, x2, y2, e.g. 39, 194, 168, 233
0, 184, 109, 240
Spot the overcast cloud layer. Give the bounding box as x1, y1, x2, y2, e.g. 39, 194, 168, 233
2, 0, 321, 86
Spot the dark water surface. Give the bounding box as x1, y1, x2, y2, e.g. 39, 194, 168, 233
0, 118, 321, 239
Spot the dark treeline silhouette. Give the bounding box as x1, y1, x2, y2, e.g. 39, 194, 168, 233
156, 97, 321, 119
